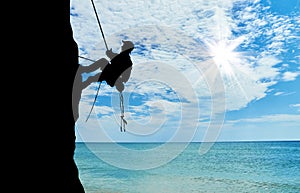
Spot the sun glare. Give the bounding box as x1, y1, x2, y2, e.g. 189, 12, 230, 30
205, 37, 252, 102
206, 37, 244, 75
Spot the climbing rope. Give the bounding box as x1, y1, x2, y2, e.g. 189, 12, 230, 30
90, 0, 109, 50
85, 0, 128, 132
119, 92, 127, 132
79, 56, 96, 62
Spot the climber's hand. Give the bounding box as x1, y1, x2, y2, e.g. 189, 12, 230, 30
106, 48, 113, 57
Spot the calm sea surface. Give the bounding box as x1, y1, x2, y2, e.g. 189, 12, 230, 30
74, 141, 300, 193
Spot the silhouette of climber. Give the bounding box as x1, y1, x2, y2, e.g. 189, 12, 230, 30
99, 40, 134, 92
74, 40, 134, 127
79, 40, 134, 91
101, 40, 134, 132
78, 58, 108, 89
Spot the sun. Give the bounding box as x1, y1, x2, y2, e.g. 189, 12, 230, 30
204, 36, 252, 102
206, 37, 244, 75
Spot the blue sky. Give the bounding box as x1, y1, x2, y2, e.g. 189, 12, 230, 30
70, 0, 300, 142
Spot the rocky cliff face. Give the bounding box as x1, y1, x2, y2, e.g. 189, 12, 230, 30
53, 1, 86, 192
9, 1, 86, 192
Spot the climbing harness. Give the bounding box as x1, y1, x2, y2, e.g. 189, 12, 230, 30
83, 0, 128, 132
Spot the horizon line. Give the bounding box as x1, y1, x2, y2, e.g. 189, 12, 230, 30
75, 139, 300, 143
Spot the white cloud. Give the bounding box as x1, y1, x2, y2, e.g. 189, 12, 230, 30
218, 113, 300, 141
228, 114, 300, 123
274, 91, 296, 96
282, 71, 300, 81
274, 92, 284, 96
290, 104, 300, 112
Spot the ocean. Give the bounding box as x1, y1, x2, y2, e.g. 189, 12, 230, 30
74, 141, 300, 193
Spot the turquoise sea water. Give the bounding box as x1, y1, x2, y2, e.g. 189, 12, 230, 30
74, 141, 300, 193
